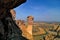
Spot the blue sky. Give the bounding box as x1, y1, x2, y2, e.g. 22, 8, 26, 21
14, 0, 60, 22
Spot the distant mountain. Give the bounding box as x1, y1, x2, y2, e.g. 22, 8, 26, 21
34, 21, 60, 24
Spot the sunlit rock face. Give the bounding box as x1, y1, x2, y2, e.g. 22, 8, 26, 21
10, 9, 16, 20
0, 0, 28, 40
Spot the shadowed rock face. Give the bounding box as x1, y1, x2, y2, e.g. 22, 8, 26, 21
0, 0, 28, 40
0, 0, 26, 9
0, 0, 26, 19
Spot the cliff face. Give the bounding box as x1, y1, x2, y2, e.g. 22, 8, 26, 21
0, 0, 26, 9
0, 0, 28, 40
0, 0, 26, 19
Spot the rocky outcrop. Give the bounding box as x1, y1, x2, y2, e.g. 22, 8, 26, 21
0, 0, 28, 40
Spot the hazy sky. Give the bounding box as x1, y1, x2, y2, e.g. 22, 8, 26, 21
14, 0, 60, 22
